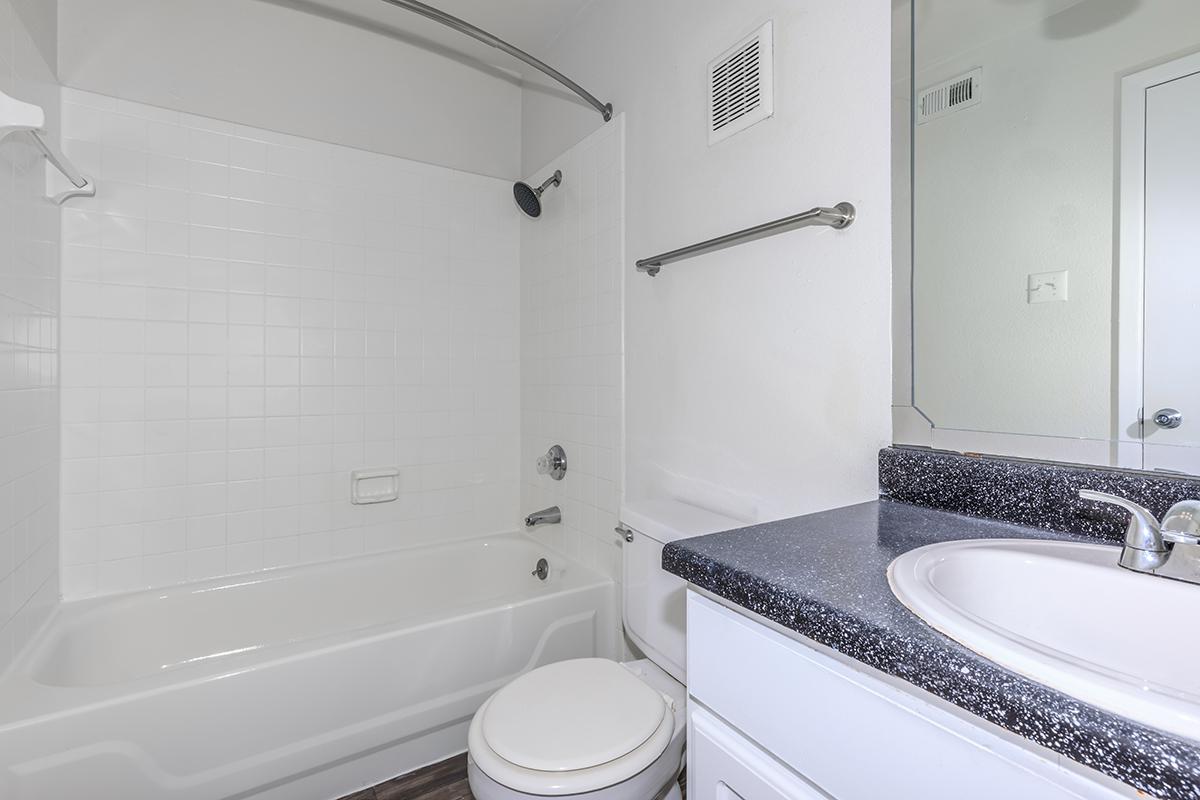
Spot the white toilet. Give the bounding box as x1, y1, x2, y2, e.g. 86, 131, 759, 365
467, 500, 743, 800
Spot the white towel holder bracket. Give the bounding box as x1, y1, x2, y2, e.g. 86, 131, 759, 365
47, 168, 96, 205
1, 88, 95, 206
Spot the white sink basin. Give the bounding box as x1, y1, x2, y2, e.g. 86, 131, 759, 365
888, 538, 1200, 741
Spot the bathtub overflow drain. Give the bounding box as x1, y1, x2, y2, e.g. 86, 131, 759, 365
531, 558, 549, 581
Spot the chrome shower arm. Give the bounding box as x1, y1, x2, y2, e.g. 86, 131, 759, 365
379, 0, 614, 122
537, 170, 563, 193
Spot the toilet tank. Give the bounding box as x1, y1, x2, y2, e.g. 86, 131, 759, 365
620, 500, 745, 684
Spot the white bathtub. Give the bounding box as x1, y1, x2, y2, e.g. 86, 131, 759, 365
0, 533, 614, 800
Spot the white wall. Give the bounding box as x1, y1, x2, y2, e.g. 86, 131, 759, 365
57, 0, 522, 179
57, 89, 520, 600
520, 116, 624, 640
892, 1, 913, 411
524, 1, 893, 522
909, 0, 1200, 442
0, 0, 61, 671
10, 0, 55, 72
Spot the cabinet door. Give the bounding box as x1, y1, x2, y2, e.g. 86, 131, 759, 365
690, 707, 832, 800
688, 593, 1131, 800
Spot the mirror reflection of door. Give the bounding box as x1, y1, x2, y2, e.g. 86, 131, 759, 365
1123, 54, 1200, 473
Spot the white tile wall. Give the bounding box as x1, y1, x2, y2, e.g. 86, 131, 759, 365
58, 89, 521, 600
520, 118, 625, 597
0, 0, 62, 670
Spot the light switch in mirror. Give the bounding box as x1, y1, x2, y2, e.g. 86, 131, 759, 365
1027, 271, 1068, 305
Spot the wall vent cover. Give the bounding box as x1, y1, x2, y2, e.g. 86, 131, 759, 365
917, 68, 982, 124
708, 21, 774, 145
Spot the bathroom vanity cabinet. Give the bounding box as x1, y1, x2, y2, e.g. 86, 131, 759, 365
685, 593, 1134, 800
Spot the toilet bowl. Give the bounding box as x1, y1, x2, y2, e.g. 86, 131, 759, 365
467, 500, 744, 800
467, 659, 685, 800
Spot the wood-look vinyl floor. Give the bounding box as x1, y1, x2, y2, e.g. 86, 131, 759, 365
338, 754, 686, 800
339, 754, 472, 800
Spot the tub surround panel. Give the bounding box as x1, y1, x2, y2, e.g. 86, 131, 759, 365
0, 0, 62, 673
880, 446, 1200, 541
57, 89, 521, 600
662, 501, 1200, 800
520, 119, 625, 598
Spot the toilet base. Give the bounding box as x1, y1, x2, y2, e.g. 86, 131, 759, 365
467, 751, 683, 800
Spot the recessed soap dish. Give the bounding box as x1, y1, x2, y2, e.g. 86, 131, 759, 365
350, 468, 401, 505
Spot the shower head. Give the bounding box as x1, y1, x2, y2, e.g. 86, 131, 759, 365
513, 170, 562, 218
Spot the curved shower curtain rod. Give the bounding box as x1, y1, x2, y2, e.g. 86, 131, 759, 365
379, 0, 613, 121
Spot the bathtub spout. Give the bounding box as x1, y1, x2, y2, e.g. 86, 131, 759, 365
525, 506, 561, 527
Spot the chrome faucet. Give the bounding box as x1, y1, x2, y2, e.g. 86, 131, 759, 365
524, 506, 561, 527
1079, 490, 1200, 584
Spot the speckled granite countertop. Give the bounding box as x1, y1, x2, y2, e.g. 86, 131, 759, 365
662, 499, 1200, 800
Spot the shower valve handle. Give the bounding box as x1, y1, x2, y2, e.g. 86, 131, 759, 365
535, 445, 567, 481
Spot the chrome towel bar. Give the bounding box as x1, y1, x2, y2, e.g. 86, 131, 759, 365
636, 202, 856, 277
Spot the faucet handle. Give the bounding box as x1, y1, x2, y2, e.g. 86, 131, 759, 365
1078, 490, 1166, 553
1163, 530, 1200, 546
1162, 500, 1200, 546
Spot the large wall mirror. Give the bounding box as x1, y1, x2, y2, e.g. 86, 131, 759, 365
894, 0, 1200, 475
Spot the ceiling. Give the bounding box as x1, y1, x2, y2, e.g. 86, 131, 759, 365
913, 0, 1101, 71
259, 0, 595, 84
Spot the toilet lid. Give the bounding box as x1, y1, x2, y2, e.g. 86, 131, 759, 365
481, 658, 669, 772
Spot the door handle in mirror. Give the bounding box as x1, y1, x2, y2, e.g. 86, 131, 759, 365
1153, 408, 1183, 429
